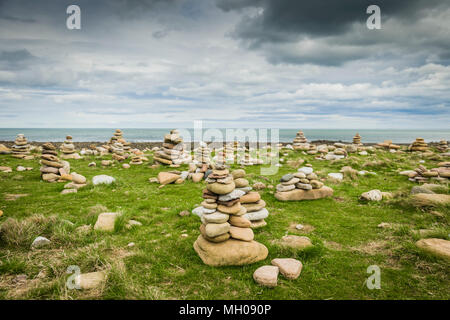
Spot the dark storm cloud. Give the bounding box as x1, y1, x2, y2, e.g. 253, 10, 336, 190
216, 0, 450, 65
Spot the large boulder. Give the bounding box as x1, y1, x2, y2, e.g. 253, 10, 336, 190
193, 235, 268, 266
416, 238, 450, 260
275, 186, 333, 201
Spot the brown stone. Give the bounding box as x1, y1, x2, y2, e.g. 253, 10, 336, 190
193, 235, 268, 266
271, 258, 303, 279
229, 215, 251, 228
229, 226, 254, 241
157, 172, 180, 185
240, 192, 261, 204
275, 186, 333, 201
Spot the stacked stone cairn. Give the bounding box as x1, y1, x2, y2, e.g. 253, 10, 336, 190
40, 143, 70, 182
193, 163, 268, 266
292, 131, 310, 151
129, 155, 143, 165
275, 167, 334, 201
408, 138, 428, 152
400, 163, 450, 183
11, 134, 31, 158
232, 169, 270, 228
154, 129, 191, 165
353, 133, 362, 145
437, 140, 448, 153
60, 136, 81, 159
194, 141, 211, 169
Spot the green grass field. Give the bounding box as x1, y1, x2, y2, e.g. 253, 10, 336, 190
0, 147, 449, 299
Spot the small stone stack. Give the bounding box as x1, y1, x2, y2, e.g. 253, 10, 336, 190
275, 167, 334, 201
376, 140, 401, 151
113, 129, 131, 152
408, 138, 428, 152
193, 163, 268, 266
60, 136, 81, 159
353, 133, 362, 145
401, 164, 450, 183
292, 131, 310, 151
130, 155, 143, 165
232, 169, 269, 228
40, 143, 70, 182
194, 142, 211, 168
11, 134, 31, 158
154, 129, 190, 165
436, 140, 448, 153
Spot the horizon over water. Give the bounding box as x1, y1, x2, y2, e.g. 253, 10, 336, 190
0, 128, 449, 143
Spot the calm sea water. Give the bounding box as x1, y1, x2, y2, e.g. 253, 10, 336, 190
0, 128, 449, 143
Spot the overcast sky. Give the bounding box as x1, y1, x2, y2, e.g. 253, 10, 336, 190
0, 0, 449, 128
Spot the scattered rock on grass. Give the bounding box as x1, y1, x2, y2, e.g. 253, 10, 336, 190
31, 236, 51, 249
94, 212, 120, 231
360, 189, 382, 201
61, 188, 77, 195
253, 265, 279, 287
277, 235, 313, 250
271, 258, 303, 280
416, 238, 450, 260
75, 271, 107, 290
93, 175, 115, 185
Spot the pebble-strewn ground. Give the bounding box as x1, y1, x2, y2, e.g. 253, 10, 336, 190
0, 146, 448, 299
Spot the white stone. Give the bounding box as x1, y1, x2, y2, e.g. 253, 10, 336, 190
218, 189, 246, 202
243, 208, 269, 221
328, 172, 343, 180
360, 189, 383, 201
31, 236, 51, 249
298, 167, 313, 175
92, 175, 116, 185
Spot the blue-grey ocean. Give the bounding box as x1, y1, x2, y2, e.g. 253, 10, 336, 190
0, 128, 449, 143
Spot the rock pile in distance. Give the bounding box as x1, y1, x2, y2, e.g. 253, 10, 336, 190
154, 129, 191, 166
60, 135, 82, 159
408, 138, 428, 152
400, 163, 450, 183
275, 167, 333, 201
11, 134, 31, 158
40, 143, 69, 182
193, 163, 268, 266
376, 140, 401, 151
353, 133, 362, 145
436, 140, 448, 153
194, 141, 211, 170
292, 130, 309, 151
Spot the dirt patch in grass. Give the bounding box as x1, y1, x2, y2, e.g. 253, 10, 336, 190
288, 222, 315, 234
324, 241, 344, 251
4, 193, 30, 201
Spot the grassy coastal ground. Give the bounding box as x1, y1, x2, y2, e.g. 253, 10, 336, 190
0, 147, 449, 299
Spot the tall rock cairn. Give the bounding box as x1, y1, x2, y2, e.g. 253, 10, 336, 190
11, 134, 30, 158
353, 133, 362, 145
154, 129, 190, 165
194, 141, 211, 169
40, 143, 70, 182
232, 169, 269, 228
193, 163, 268, 266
